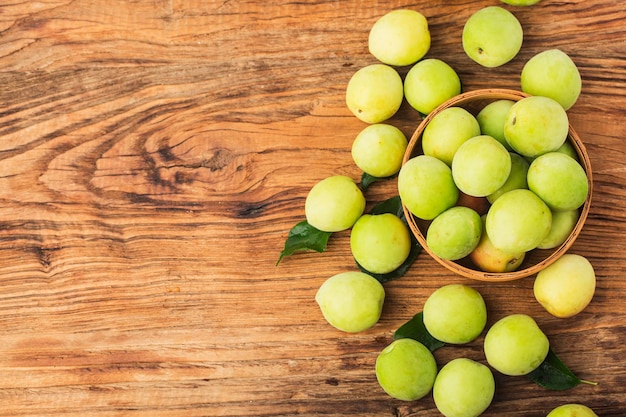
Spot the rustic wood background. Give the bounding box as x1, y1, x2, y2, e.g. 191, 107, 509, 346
0, 0, 624, 415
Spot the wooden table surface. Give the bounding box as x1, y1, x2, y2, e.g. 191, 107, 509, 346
0, 0, 624, 416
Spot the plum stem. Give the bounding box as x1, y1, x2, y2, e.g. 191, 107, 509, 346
580, 379, 598, 386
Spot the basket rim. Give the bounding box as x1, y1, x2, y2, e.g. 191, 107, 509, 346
401, 88, 593, 282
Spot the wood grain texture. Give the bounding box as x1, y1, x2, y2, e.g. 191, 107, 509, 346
0, 0, 624, 415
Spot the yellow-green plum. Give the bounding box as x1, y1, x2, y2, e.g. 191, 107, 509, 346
433, 358, 495, 417
546, 404, 599, 417
484, 314, 549, 376
476, 99, 515, 150
305, 175, 365, 232
534, 254, 595, 318
350, 213, 411, 274
368, 9, 430, 66
504, 96, 569, 158
545, 143, 586, 175
351, 124, 408, 178
315, 271, 384, 333
537, 209, 579, 249
528, 152, 589, 211
487, 152, 529, 204
486, 189, 552, 253
521, 49, 582, 110
525, 140, 579, 165
470, 215, 525, 273
346, 64, 403, 123
555, 141, 579, 161
452, 135, 511, 197
426, 206, 482, 261
375, 338, 437, 401
462, 6, 523, 68
423, 284, 487, 344
500, 0, 542, 5
398, 155, 459, 220
422, 107, 481, 166
404, 58, 461, 115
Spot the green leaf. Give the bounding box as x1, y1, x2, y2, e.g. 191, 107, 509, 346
276, 220, 332, 265
527, 347, 598, 390
369, 195, 405, 219
360, 172, 384, 192
360, 172, 398, 192
356, 196, 421, 283
393, 312, 446, 352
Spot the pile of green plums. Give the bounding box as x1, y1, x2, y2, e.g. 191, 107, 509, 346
399, 94, 590, 273
374, 284, 562, 416
346, 5, 582, 123
305, 174, 412, 333
375, 283, 598, 416
376, 284, 495, 415
298, 3, 597, 415
346, 8, 462, 122
305, 174, 415, 333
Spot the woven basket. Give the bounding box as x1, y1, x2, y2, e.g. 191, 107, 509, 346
402, 89, 593, 281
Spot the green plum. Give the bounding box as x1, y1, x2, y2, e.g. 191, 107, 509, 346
346, 64, 403, 123
546, 404, 599, 417
426, 206, 482, 261
470, 215, 525, 273
462, 6, 523, 68
476, 99, 515, 150
351, 124, 408, 178
305, 175, 365, 232
504, 96, 569, 158
534, 254, 595, 318
368, 9, 430, 66
537, 209, 579, 249
527, 152, 589, 211
423, 284, 487, 344
404, 58, 461, 115
433, 358, 495, 417
398, 155, 459, 220
485, 189, 552, 253
350, 213, 411, 274
452, 135, 512, 197
484, 314, 549, 376
422, 107, 481, 166
525, 140, 579, 165
521, 49, 582, 110
555, 141, 579, 161
375, 338, 438, 401
486, 152, 529, 204
315, 271, 385, 333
